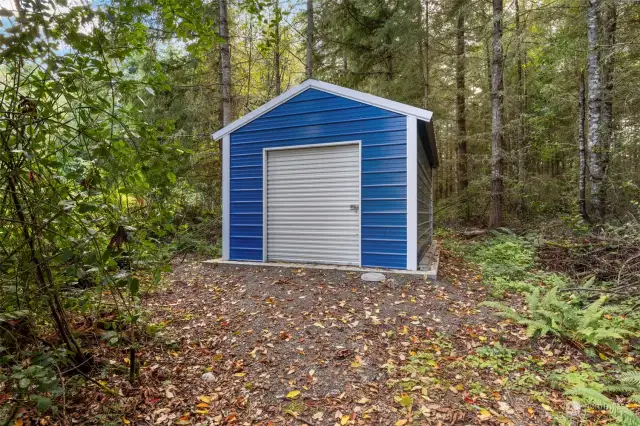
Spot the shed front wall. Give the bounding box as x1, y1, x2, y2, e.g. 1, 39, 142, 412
229, 88, 408, 269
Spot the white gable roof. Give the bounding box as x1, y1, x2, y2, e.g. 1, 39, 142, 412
212, 79, 434, 140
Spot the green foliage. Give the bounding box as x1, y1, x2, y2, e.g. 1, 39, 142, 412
551, 365, 640, 425
468, 234, 535, 282
606, 372, 640, 401
0, 0, 223, 415
482, 287, 636, 351
566, 387, 640, 426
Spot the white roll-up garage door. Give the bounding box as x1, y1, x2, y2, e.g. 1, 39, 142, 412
265, 143, 360, 265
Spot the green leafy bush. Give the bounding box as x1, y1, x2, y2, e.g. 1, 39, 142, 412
469, 234, 535, 281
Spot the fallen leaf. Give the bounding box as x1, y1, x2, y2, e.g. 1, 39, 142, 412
394, 394, 413, 408
497, 401, 514, 414
477, 409, 492, 421
286, 390, 301, 400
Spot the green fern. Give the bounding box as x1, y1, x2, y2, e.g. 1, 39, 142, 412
482, 285, 636, 351
605, 372, 640, 408
566, 387, 640, 426
480, 301, 526, 323
620, 372, 640, 387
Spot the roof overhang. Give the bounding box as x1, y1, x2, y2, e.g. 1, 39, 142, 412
212, 79, 434, 141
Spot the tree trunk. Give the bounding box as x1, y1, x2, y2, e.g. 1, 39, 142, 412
421, 0, 429, 106
7, 175, 85, 363
600, 0, 616, 214
455, 11, 468, 201
578, 71, 590, 222
489, 0, 504, 228
586, 0, 604, 220
219, 0, 231, 127
274, 4, 282, 96
515, 0, 527, 216
306, 0, 313, 79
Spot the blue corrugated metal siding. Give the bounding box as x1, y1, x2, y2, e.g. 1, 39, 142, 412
229, 88, 407, 269
416, 126, 433, 262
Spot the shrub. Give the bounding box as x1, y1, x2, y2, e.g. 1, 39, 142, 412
469, 234, 535, 282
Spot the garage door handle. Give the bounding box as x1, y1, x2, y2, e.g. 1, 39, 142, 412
350, 204, 360, 212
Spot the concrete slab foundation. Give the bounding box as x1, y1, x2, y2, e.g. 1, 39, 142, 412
202, 258, 436, 280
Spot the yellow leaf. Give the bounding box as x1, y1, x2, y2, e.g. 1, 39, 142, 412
599, 352, 607, 360
395, 420, 408, 426
195, 410, 209, 414
313, 322, 325, 328
196, 403, 209, 409
286, 390, 301, 399
198, 395, 211, 403
340, 414, 350, 425
477, 409, 492, 421
14, 421, 24, 426
394, 394, 413, 408
234, 372, 246, 377
351, 361, 361, 368
356, 397, 371, 404
122, 417, 130, 425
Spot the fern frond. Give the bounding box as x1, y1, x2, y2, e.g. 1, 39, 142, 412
534, 307, 562, 324
523, 319, 558, 337
526, 288, 541, 313
592, 328, 633, 341
581, 296, 607, 328
620, 372, 640, 388
604, 385, 638, 395
541, 286, 560, 307
566, 387, 640, 426
480, 302, 526, 322
630, 394, 640, 403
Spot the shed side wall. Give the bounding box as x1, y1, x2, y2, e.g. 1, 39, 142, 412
229, 88, 408, 269
417, 122, 433, 261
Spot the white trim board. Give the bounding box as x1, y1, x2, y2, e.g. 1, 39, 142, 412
222, 134, 230, 260
212, 80, 434, 140
406, 116, 418, 271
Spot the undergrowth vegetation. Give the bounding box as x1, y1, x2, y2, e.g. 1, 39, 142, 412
443, 229, 640, 425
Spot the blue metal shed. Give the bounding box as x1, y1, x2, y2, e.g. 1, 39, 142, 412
212, 80, 438, 271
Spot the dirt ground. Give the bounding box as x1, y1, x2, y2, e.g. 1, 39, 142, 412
51, 249, 589, 425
